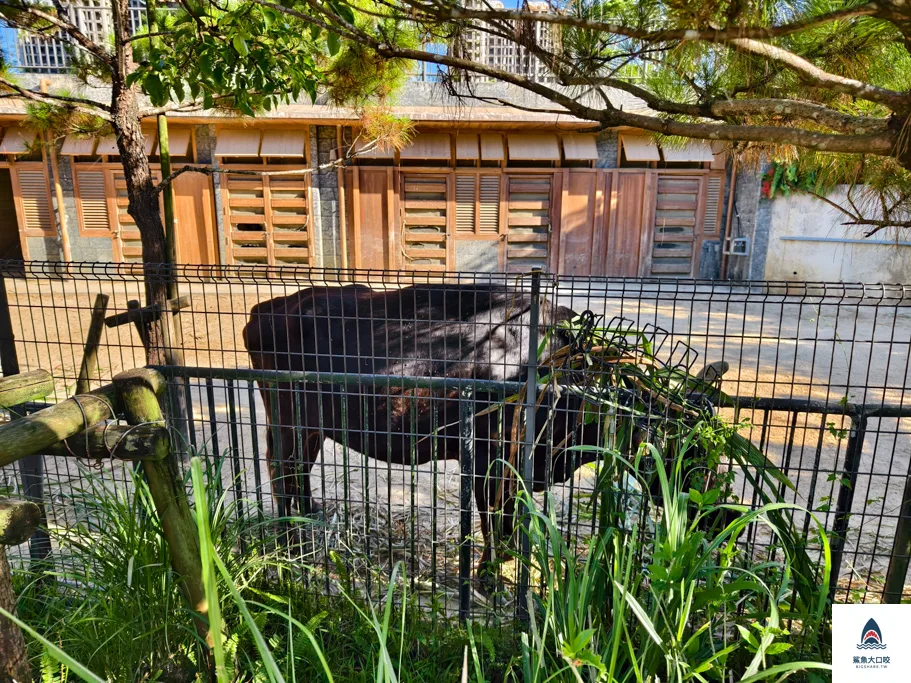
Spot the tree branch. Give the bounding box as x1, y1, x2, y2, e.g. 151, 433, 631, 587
155, 140, 379, 192
395, 0, 880, 43
577, 76, 890, 134
726, 38, 908, 109
615, 108, 896, 154
139, 92, 257, 117
0, 77, 112, 120
123, 30, 174, 45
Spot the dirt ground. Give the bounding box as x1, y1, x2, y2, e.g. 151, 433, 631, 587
1, 275, 909, 608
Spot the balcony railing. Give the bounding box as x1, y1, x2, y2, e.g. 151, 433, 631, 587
2, 0, 151, 73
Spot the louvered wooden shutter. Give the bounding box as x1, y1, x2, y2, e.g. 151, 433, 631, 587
112, 172, 142, 261
648, 174, 699, 276
224, 172, 312, 266
455, 175, 475, 233
400, 173, 449, 271
505, 174, 551, 272
268, 174, 311, 266
16, 169, 53, 234
478, 175, 500, 234
702, 174, 723, 235
225, 174, 268, 265
76, 170, 110, 234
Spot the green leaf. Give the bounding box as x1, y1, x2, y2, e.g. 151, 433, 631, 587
144, 74, 165, 106
233, 36, 249, 56
765, 643, 793, 655
738, 662, 831, 683
736, 624, 760, 652
613, 581, 663, 648
327, 32, 341, 56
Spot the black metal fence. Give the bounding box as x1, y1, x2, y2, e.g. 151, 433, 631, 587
1, 261, 910, 619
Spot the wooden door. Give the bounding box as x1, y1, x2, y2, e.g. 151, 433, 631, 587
641, 174, 704, 277
0, 169, 23, 259
504, 173, 554, 272
556, 170, 608, 276
606, 171, 647, 277
223, 168, 312, 266
454, 171, 503, 271
399, 172, 451, 271
350, 167, 393, 269
172, 172, 218, 265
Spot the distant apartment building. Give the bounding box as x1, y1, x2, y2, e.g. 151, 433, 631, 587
3, 1, 149, 73
458, 1, 558, 83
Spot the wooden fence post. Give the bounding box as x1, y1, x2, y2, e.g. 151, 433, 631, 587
0, 274, 52, 565
0, 499, 40, 683
113, 368, 209, 644
75, 293, 110, 395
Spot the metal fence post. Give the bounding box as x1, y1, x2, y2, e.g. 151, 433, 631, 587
459, 387, 474, 623
518, 268, 542, 621
829, 413, 867, 599
0, 270, 50, 566
884, 467, 911, 603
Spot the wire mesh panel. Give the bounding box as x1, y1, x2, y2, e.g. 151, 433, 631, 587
0, 261, 909, 618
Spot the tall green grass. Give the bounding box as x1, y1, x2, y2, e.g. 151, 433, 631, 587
507, 444, 832, 682
11, 448, 832, 682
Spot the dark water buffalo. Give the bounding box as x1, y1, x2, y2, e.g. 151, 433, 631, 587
243, 283, 606, 581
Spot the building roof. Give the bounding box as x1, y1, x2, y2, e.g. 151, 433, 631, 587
0, 75, 655, 129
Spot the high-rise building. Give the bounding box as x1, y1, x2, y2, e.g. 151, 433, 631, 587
457, 1, 558, 83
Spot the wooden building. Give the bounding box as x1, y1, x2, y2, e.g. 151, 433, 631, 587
344, 130, 726, 277
0, 102, 730, 278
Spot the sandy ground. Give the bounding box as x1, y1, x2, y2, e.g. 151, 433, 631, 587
1, 275, 909, 609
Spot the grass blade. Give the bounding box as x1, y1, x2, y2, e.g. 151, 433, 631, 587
0, 606, 106, 683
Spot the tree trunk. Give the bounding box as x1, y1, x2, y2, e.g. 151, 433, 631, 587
0, 546, 31, 683
110, 0, 170, 367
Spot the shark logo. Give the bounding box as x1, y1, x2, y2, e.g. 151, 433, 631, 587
857, 618, 887, 650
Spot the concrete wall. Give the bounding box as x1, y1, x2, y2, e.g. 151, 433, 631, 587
763, 187, 911, 283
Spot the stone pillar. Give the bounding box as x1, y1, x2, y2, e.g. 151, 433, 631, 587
595, 131, 619, 169
311, 125, 341, 268
194, 125, 226, 265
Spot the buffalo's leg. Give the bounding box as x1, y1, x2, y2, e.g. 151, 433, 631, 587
474, 467, 519, 597
474, 477, 498, 595
298, 431, 323, 516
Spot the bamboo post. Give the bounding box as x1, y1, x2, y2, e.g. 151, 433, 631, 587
75, 293, 110, 395
47, 423, 170, 461
45, 133, 72, 265
0, 384, 120, 468
156, 115, 191, 451
0, 500, 40, 546
158, 115, 178, 272
0, 499, 40, 683
0, 367, 55, 566
0, 370, 54, 409
38, 78, 71, 268
113, 368, 208, 643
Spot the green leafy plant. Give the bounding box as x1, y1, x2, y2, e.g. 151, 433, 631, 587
506, 444, 833, 683
762, 161, 833, 199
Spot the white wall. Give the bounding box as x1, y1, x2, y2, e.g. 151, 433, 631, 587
763, 187, 911, 283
